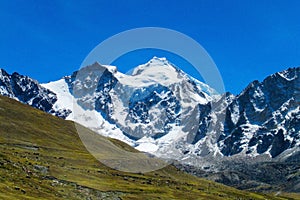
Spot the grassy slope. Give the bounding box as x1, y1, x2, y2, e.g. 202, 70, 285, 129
0, 95, 297, 200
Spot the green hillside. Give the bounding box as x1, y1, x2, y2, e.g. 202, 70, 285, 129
0, 95, 296, 199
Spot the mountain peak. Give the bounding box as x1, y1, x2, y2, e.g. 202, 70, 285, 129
131, 57, 177, 76
149, 56, 168, 64
276, 66, 299, 81
77, 62, 118, 75
0, 68, 11, 79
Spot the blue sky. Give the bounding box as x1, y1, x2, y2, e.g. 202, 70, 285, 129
0, 0, 299, 94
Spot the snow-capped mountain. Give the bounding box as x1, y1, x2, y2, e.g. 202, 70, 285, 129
0, 58, 299, 168
181, 67, 300, 167
42, 57, 219, 156
0, 69, 71, 118
218, 68, 300, 158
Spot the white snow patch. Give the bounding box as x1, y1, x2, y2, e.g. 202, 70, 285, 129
41, 79, 74, 117
231, 103, 240, 124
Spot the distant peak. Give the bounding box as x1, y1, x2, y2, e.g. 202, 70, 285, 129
149, 56, 168, 62
147, 56, 170, 66
131, 57, 176, 76
79, 61, 118, 74
91, 61, 101, 67
0, 68, 9, 76
276, 67, 299, 81
0, 68, 22, 78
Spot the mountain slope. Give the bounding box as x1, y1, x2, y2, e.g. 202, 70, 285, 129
0, 95, 283, 199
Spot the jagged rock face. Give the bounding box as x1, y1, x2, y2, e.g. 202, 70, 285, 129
122, 84, 181, 140
64, 63, 119, 122
0, 69, 71, 119
217, 67, 300, 158
0, 69, 15, 98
